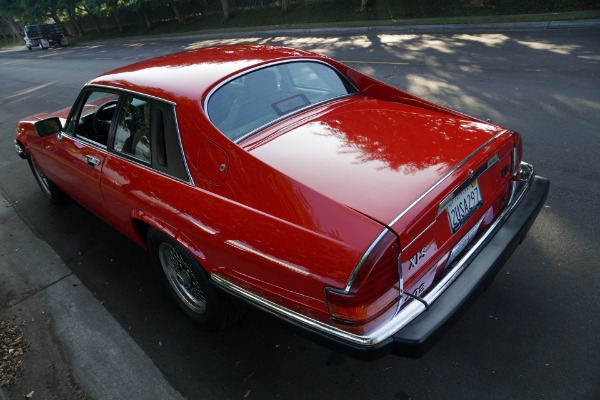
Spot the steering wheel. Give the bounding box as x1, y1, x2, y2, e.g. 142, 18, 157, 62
92, 100, 118, 142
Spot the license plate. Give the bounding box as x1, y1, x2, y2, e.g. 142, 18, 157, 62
446, 180, 482, 233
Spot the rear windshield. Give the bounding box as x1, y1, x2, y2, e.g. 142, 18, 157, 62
207, 61, 356, 141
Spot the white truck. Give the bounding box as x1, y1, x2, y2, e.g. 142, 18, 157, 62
24, 23, 68, 50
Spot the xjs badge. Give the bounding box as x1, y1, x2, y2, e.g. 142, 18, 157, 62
409, 247, 427, 270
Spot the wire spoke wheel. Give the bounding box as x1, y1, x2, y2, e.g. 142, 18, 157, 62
30, 157, 53, 198
27, 156, 68, 204
158, 242, 206, 314
148, 228, 243, 330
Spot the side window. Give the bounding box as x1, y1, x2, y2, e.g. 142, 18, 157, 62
108, 96, 189, 182
151, 102, 189, 182
66, 90, 119, 147
113, 95, 152, 163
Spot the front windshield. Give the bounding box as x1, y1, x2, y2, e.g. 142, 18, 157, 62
207, 61, 356, 142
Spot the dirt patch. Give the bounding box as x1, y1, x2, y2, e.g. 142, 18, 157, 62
0, 318, 29, 387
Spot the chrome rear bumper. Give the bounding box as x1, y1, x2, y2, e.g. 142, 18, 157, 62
212, 162, 549, 359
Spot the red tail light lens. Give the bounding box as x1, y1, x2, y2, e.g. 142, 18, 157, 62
326, 231, 401, 324
511, 131, 523, 177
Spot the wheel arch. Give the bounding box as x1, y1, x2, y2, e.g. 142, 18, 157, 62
14, 138, 29, 160
130, 212, 208, 266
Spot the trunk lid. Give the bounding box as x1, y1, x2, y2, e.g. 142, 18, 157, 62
242, 96, 507, 225
242, 96, 516, 292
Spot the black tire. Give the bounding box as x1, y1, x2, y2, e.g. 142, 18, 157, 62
27, 156, 69, 204
147, 228, 243, 330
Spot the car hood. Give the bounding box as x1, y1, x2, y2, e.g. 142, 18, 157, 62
242, 96, 505, 225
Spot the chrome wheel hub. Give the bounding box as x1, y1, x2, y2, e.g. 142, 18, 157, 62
176, 270, 191, 286
158, 242, 206, 314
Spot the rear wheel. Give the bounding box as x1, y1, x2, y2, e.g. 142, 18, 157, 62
148, 228, 243, 330
27, 156, 68, 204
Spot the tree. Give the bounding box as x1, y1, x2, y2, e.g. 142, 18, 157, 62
282, 0, 289, 14
0, 0, 23, 39
0, 16, 21, 39
139, 0, 153, 30
219, 0, 229, 20
63, 0, 85, 36
359, 0, 368, 12
106, 0, 126, 33
79, 0, 104, 34
169, 1, 186, 24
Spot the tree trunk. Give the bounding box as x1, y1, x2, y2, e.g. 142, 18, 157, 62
49, 13, 62, 24
90, 14, 103, 33
141, 2, 153, 30
0, 21, 8, 42
219, 0, 230, 20
282, 0, 289, 14
68, 12, 84, 36
359, 0, 368, 12
1, 16, 22, 39
169, 1, 186, 25
81, 5, 103, 33
114, 8, 124, 33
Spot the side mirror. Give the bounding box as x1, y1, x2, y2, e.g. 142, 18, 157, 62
34, 117, 62, 137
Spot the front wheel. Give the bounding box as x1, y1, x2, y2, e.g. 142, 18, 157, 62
148, 229, 243, 330
27, 156, 68, 204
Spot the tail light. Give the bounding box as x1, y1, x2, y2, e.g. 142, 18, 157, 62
511, 131, 523, 177
326, 231, 401, 324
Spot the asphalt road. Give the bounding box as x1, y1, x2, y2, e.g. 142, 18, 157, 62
1, 27, 599, 399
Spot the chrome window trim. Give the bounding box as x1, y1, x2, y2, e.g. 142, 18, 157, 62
169, 103, 195, 186
87, 84, 177, 106
211, 162, 535, 347
74, 84, 194, 186
70, 133, 109, 151
62, 132, 194, 186
203, 59, 359, 144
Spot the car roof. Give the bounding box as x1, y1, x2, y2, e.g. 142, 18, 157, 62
88, 44, 325, 105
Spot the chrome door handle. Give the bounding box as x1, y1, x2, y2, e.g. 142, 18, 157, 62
85, 155, 100, 168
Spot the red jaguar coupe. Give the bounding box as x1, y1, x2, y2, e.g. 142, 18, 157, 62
14, 44, 549, 359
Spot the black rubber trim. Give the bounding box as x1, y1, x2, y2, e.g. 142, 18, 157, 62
390, 174, 550, 358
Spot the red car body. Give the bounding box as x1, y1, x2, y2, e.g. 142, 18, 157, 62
14, 44, 549, 359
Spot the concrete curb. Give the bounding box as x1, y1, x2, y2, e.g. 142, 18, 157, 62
240, 18, 600, 35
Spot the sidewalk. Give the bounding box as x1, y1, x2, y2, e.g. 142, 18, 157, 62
0, 193, 184, 400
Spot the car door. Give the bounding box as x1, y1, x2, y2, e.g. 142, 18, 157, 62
100, 94, 193, 241
40, 88, 120, 218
